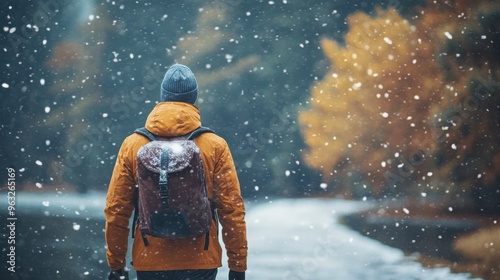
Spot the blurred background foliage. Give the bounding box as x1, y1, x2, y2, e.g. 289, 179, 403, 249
1, 0, 498, 212
299, 0, 499, 213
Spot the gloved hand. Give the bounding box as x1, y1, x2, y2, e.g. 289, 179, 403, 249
229, 270, 245, 280
108, 267, 129, 280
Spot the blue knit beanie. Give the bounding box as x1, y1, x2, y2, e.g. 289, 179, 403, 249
160, 64, 198, 104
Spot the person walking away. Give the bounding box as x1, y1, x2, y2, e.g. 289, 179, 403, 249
105, 64, 247, 280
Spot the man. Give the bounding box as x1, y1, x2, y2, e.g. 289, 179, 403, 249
105, 64, 247, 280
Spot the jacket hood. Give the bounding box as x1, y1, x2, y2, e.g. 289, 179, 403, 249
144, 102, 201, 137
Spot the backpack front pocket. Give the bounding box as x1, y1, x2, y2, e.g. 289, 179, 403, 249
150, 210, 191, 238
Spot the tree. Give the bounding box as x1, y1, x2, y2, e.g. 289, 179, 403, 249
300, 8, 443, 197
299, 0, 500, 212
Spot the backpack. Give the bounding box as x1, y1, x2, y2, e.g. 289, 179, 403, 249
132, 126, 215, 248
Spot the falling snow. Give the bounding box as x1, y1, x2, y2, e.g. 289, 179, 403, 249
2, 2, 496, 279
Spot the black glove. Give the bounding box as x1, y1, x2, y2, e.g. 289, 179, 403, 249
108, 267, 129, 280
229, 270, 245, 280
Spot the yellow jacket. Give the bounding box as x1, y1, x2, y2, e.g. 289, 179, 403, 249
105, 102, 247, 272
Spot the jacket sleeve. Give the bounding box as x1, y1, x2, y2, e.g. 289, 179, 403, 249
214, 143, 248, 272
104, 137, 137, 270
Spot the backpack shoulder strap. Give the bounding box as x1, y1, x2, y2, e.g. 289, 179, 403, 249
134, 127, 157, 141
187, 126, 215, 140
135, 126, 214, 141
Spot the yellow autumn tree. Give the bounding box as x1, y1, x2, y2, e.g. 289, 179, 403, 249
299, 0, 500, 206
300, 8, 445, 196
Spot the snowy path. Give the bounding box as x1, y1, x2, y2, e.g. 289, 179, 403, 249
217, 198, 480, 280
10, 194, 480, 279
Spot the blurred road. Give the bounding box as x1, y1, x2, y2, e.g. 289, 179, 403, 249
3, 193, 481, 279
230, 198, 481, 280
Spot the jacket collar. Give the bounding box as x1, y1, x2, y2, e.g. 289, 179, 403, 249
144, 102, 201, 137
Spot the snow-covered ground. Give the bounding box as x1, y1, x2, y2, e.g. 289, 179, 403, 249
219, 198, 481, 280
9, 193, 481, 279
